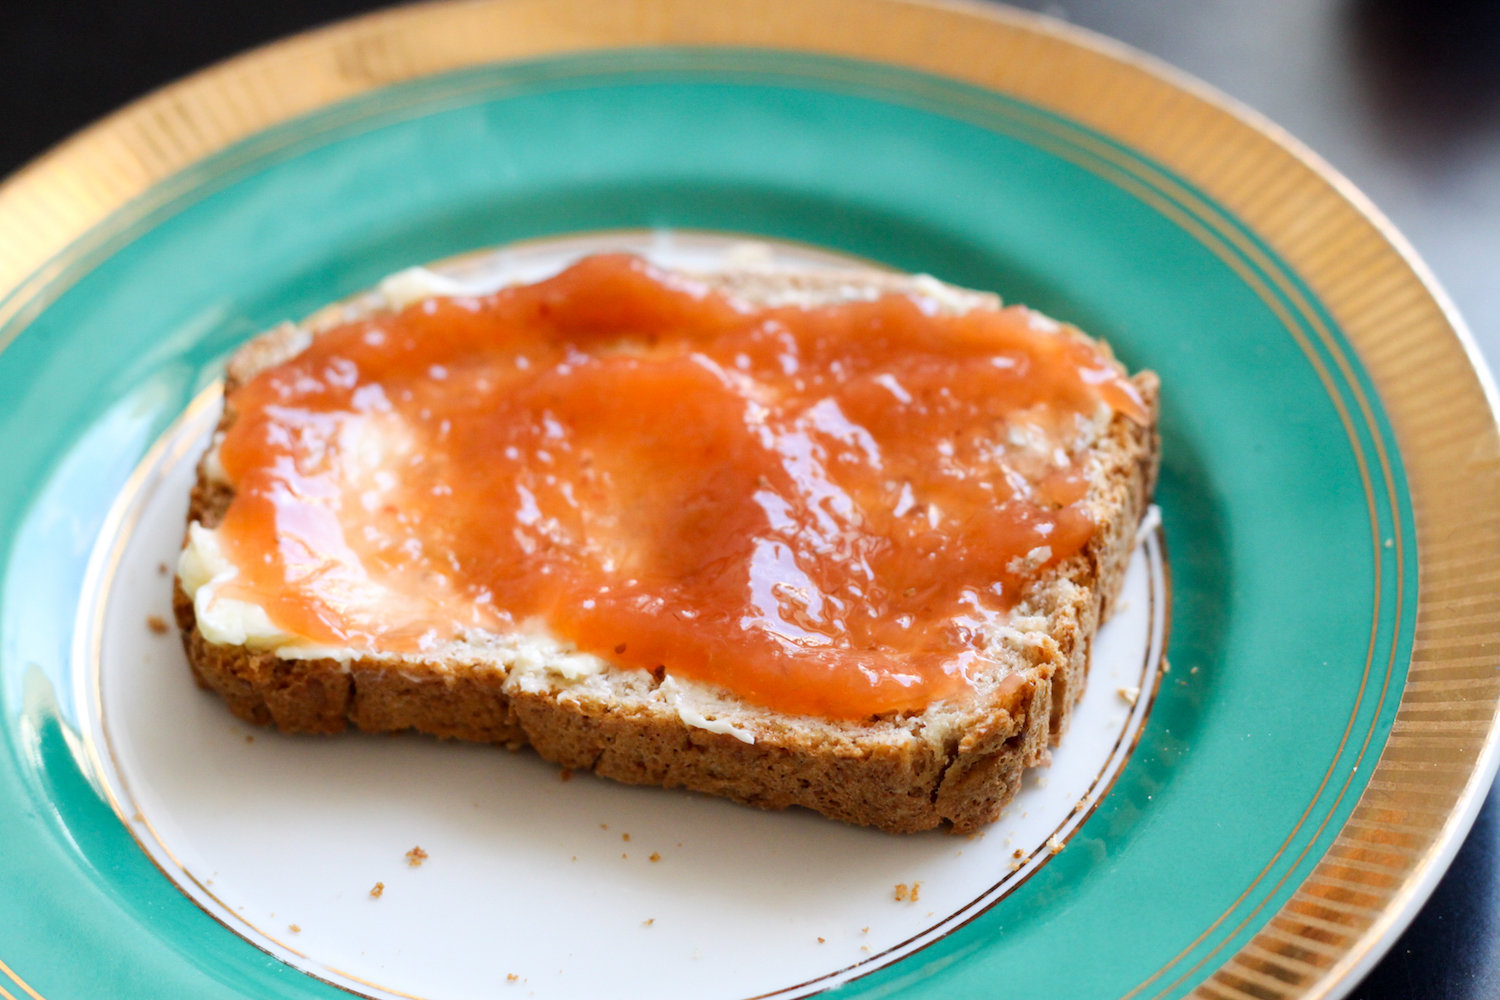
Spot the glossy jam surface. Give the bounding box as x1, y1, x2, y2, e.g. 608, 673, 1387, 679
213, 255, 1146, 718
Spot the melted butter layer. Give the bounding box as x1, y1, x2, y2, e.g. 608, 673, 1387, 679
211, 255, 1146, 718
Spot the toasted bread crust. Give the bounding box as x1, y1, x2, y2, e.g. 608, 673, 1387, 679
173, 264, 1160, 834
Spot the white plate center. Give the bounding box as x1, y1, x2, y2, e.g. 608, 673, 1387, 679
76, 232, 1166, 1000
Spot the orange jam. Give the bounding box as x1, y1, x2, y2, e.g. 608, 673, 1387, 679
213, 254, 1146, 719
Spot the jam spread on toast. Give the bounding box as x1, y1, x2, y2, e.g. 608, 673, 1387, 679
212, 255, 1146, 718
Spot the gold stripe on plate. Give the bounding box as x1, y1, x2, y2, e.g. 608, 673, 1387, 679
0, 959, 43, 1000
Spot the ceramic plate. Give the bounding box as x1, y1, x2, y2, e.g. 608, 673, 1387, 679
3, 3, 1499, 999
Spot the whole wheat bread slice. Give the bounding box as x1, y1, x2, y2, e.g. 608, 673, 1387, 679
173, 261, 1160, 834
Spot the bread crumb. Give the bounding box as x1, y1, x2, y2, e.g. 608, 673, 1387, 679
1190, 665, 1200, 675
132, 812, 144, 823
649, 852, 661, 862
1162, 661, 1171, 674
894, 883, 909, 902
244, 734, 254, 743
642, 918, 654, 927
1036, 776, 1049, 789
370, 882, 384, 898
622, 833, 630, 842
911, 882, 921, 901
621, 853, 628, 859
861, 926, 869, 934
1008, 859, 1022, 872
1048, 836, 1064, 855
405, 846, 428, 867
507, 974, 519, 983
1012, 848, 1023, 859
600, 823, 608, 830
817, 937, 825, 944
559, 768, 573, 782
571, 855, 577, 862
861, 945, 871, 953
146, 615, 170, 635
1117, 686, 1139, 706
289, 924, 301, 933
157, 562, 169, 575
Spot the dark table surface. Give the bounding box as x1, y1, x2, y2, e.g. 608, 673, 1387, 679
3, 1, 1497, 997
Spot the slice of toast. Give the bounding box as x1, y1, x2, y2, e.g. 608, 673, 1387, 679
173, 258, 1159, 834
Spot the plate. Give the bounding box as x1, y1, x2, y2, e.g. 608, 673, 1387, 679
2, 2, 1498, 999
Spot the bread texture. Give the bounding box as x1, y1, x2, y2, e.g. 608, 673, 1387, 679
173, 260, 1160, 834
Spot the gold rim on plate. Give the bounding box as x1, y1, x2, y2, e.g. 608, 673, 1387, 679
2, 2, 1498, 999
